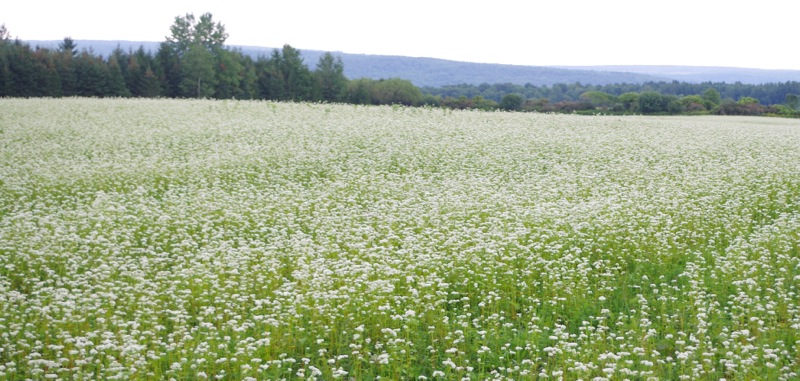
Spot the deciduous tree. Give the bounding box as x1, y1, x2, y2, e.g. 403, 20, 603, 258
371, 78, 423, 106
499, 93, 524, 111
702, 88, 722, 108
315, 52, 347, 102
618, 92, 639, 112
179, 43, 217, 98
638, 91, 669, 113
167, 13, 227, 54
0, 24, 11, 41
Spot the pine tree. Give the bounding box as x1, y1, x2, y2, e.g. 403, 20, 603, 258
274, 44, 314, 101
75, 52, 108, 96
58, 37, 78, 57
0, 54, 10, 96
125, 53, 142, 96
106, 55, 131, 97
8, 43, 38, 97
214, 48, 244, 99
155, 42, 181, 97
32, 49, 62, 97
138, 66, 162, 97
56, 52, 77, 96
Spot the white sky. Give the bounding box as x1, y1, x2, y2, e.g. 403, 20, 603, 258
3, 0, 799, 70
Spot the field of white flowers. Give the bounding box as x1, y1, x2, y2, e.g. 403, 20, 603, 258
1, 98, 799, 380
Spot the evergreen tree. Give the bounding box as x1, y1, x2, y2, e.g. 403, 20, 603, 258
106, 55, 131, 97
0, 46, 11, 96
139, 66, 162, 98
130, 46, 159, 96
124, 52, 142, 96
32, 49, 62, 97
58, 37, 78, 57
75, 52, 109, 97
275, 44, 314, 101
56, 51, 77, 96
8, 42, 38, 97
236, 53, 258, 99
155, 42, 181, 97
255, 55, 282, 100
214, 48, 244, 99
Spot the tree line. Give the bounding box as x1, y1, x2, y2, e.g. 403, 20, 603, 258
0, 15, 423, 106
424, 82, 800, 116
1, 15, 799, 117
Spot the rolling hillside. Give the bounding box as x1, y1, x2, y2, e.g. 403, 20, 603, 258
26, 40, 800, 87
555, 65, 800, 85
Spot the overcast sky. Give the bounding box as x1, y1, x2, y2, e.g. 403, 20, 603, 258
3, 0, 798, 70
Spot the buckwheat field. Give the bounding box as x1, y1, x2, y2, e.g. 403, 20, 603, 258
1, 98, 799, 381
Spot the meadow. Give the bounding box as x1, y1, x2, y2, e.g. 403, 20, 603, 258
1, 98, 799, 380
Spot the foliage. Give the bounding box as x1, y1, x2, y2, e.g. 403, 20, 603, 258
678, 95, 707, 112
138, 66, 162, 97
702, 87, 722, 107
74, 51, 111, 97
0, 15, 351, 103
178, 43, 217, 98
618, 92, 639, 112
2, 14, 800, 118
371, 78, 424, 106
106, 54, 132, 97
0, 24, 10, 41
212, 48, 245, 99
638, 91, 670, 113
166, 12, 228, 54
716, 100, 768, 115
315, 52, 348, 102
499, 93, 524, 111
346, 77, 372, 105
58, 37, 77, 57
579, 91, 616, 108
259, 44, 316, 101
786, 94, 800, 110
441, 95, 496, 110
424, 81, 800, 111
344, 78, 423, 106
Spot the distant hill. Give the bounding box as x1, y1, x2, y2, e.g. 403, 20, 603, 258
25, 40, 800, 87
285, 51, 669, 88
554, 65, 800, 85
